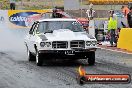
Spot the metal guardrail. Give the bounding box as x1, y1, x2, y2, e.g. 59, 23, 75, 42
66, 10, 109, 18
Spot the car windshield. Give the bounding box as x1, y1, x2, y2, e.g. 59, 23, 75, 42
37, 21, 84, 33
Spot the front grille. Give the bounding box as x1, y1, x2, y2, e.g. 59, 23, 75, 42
70, 40, 85, 49
52, 41, 68, 49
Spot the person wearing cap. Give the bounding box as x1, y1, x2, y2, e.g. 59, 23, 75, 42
108, 10, 118, 47
127, 7, 132, 28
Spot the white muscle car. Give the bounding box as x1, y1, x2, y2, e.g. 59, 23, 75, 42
25, 18, 97, 66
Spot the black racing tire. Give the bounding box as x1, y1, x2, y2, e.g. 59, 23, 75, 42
27, 46, 35, 61
36, 50, 43, 66
87, 52, 95, 65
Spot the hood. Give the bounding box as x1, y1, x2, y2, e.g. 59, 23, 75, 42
39, 29, 96, 41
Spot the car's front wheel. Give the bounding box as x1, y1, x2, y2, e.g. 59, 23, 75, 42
87, 52, 95, 65
27, 46, 35, 61
36, 50, 43, 66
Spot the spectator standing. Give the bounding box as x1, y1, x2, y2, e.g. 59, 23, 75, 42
9, 0, 16, 10
86, 3, 95, 20
121, 5, 130, 18
127, 7, 132, 28
108, 10, 118, 47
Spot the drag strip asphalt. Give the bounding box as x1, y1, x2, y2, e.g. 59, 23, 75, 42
0, 23, 132, 88
0, 49, 132, 88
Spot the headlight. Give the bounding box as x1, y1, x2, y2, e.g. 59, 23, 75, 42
86, 41, 91, 46
45, 42, 51, 47
40, 42, 45, 47
40, 42, 51, 47
86, 41, 97, 46
92, 41, 97, 46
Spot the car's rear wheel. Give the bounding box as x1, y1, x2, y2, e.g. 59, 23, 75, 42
36, 50, 43, 66
87, 52, 95, 65
27, 46, 35, 61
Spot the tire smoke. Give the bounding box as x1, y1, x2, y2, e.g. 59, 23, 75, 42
0, 22, 28, 53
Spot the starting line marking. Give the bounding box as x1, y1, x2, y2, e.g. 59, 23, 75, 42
97, 47, 132, 55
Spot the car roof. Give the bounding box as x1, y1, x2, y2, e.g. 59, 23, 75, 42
38, 18, 77, 22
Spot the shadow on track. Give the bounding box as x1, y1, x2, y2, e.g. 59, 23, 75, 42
17, 59, 95, 67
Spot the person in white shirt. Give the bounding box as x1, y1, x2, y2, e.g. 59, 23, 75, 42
86, 4, 95, 20
9, 0, 16, 10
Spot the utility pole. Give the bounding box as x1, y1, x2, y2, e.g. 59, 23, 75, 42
21, 0, 23, 9
51, 0, 55, 8
80, 0, 83, 18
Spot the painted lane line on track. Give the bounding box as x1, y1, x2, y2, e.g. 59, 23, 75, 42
97, 47, 132, 55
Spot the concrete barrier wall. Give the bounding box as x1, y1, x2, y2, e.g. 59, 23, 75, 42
117, 28, 132, 51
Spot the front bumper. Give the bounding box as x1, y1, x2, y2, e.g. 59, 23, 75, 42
38, 48, 96, 54
38, 48, 96, 59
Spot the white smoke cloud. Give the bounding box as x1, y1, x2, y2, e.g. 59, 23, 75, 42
0, 21, 28, 54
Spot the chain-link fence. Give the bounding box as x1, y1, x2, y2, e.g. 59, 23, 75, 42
66, 10, 109, 18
